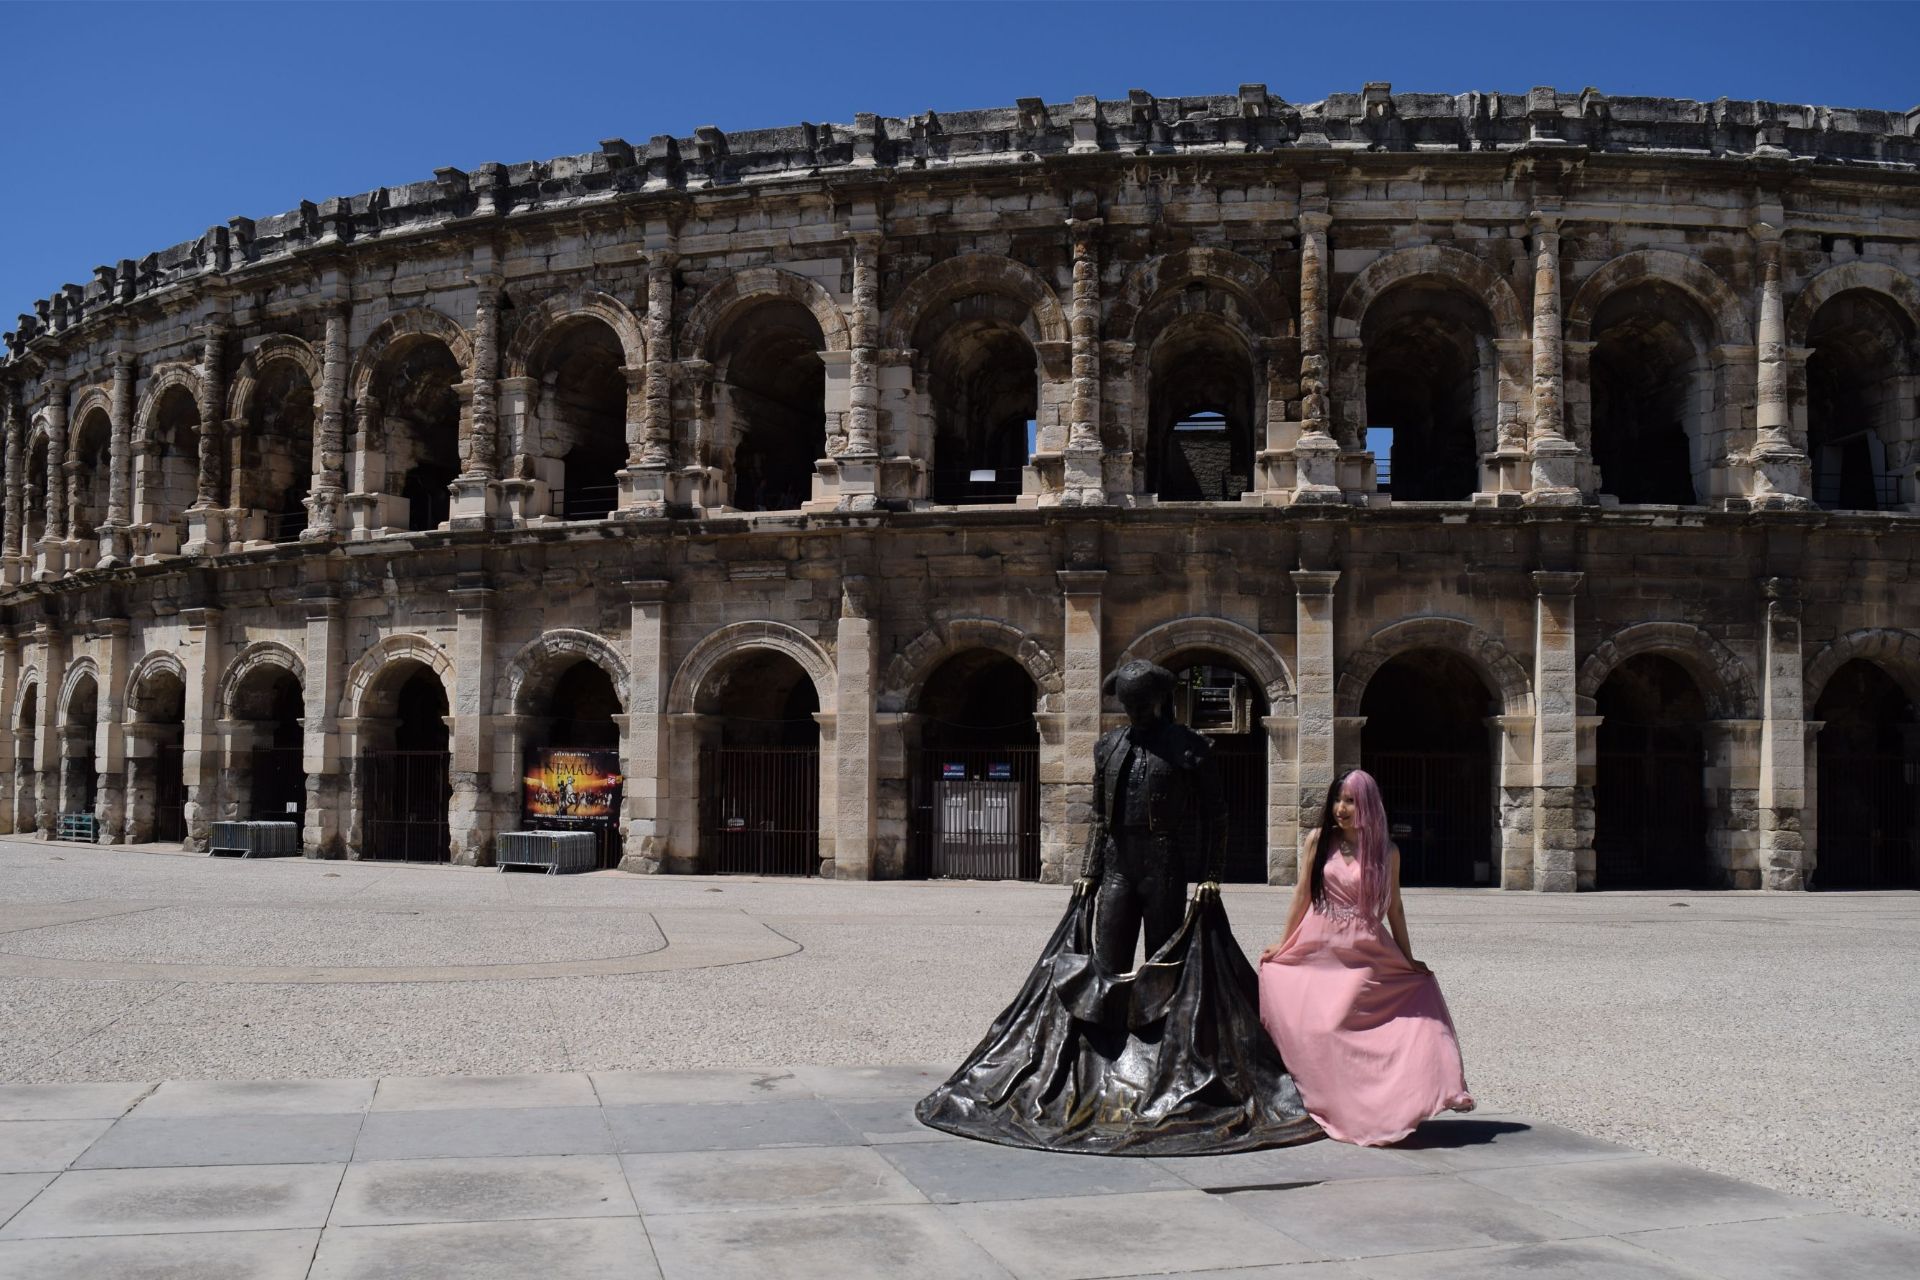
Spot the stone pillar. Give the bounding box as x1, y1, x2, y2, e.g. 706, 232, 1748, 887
184, 322, 227, 554
0, 631, 16, 834
1749, 229, 1812, 508
179, 607, 223, 849
1262, 712, 1301, 884
832, 232, 883, 511
622, 247, 678, 515
36, 375, 68, 580
304, 304, 348, 539
2, 388, 22, 584
98, 350, 136, 565
1061, 215, 1105, 505
1053, 569, 1107, 883
1291, 571, 1340, 855
832, 574, 877, 878
619, 579, 672, 872
93, 619, 130, 841
301, 591, 346, 857
1531, 571, 1583, 891
450, 280, 502, 529
1292, 212, 1342, 502
1526, 213, 1582, 503
1758, 578, 1807, 889
32, 623, 66, 839
344, 395, 390, 539
448, 584, 496, 865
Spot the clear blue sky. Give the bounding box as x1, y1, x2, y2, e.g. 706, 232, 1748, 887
4, 0, 1915, 321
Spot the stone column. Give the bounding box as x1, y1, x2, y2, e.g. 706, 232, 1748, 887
1291, 571, 1340, 861
1749, 228, 1812, 508
93, 618, 130, 841
448, 584, 496, 865
184, 322, 227, 554
1758, 578, 1807, 889
450, 280, 501, 529
1531, 571, 1583, 891
1061, 216, 1105, 505
301, 591, 346, 857
1526, 213, 1582, 503
179, 607, 223, 849
98, 350, 136, 565
832, 574, 878, 878
622, 248, 678, 515
1292, 212, 1342, 502
0, 631, 16, 833
1261, 712, 1301, 884
619, 579, 672, 872
304, 305, 348, 539
32, 623, 66, 839
2, 388, 22, 583
834, 233, 883, 511
37, 376, 68, 580
1053, 569, 1107, 883
344, 394, 386, 539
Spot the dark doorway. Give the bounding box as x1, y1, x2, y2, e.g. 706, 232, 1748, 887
1360, 650, 1495, 886
1168, 655, 1268, 883
1806, 291, 1911, 512
249, 671, 307, 823
64, 675, 99, 819
721, 301, 826, 512
1593, 655, 1712, 889
1814, 660, 1919, 889
1365, 288, 1486, 502
361, 666, 451, 862
910, 651, 1040, 881
698, 650, 820, 874
130, 669, 187, 844
1149, 321, 1257, 502
528, 660, 624, 868
376, 339, 462, 532
1588, 284, 1706, 506
929, 319, 1037, 504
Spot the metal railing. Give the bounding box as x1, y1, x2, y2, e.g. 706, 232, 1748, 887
699, 746, 819, 876
1813, 471, 1905, 512
909, 747, 1040, 881
358, 750, 451, 862
265, 510, 308, 544
932, 467, 1023, 505
1366, 750, 1494, 887
555, 483, 620, 522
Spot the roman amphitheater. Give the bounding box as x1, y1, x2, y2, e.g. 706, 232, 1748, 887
2, 85, 1916, 892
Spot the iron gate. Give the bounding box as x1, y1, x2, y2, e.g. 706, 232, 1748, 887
250, 746, 307, 821
154, 743, 185, 842
359, 750, 451, 862
1212, 744, 1268, 883
909, 747, 1039, 880
1595, 746, 1710, 889
1816, 750, 1919, 889
700, 747, 818, 876
1366, 750, 1493, 886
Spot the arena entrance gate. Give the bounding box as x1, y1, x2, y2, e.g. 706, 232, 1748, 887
1814, 659, 1919, 889
908, 650, 1040, 881
358, 665, 451, 862
1593, 655, 1712, 889
1360, 650, 1497, 887
695, 648, 821, 876
1166, 656, 1268, 884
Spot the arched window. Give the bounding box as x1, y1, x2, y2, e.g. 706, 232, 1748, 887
927, 313, 1037, 505
1363, 286, 1490, 501
532, 318, 626, 521
1588, 283, 1714, 505
1147, 319, 1256, 502
713, 301, 825, 512
371, 340, 462, 532
243, 360, 315, 541
1805, 290, 1915, 511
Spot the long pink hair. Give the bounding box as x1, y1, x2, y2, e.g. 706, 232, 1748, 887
1310, 768, 1392, 919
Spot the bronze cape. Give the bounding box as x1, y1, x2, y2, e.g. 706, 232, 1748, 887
914, 884, 1322, 1156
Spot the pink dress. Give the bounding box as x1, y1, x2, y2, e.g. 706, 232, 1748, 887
1257, 853, 1472, 1146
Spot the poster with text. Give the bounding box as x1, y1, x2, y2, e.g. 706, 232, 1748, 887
523, 748, 623, 825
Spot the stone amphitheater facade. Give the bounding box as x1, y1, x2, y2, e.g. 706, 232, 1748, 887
4, 84, 1919, 891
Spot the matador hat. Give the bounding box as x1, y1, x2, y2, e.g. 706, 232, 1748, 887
1103, 659, 1176, 701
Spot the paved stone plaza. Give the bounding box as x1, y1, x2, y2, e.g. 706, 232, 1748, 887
0, 839, 1915, 1276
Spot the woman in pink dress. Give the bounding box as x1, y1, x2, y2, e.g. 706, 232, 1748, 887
1257, 768, 1474, 1146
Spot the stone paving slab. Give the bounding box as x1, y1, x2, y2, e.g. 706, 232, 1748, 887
0, 1066, 1909, 1279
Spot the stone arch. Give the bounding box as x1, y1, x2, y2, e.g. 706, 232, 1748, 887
123, 651, 189, 721
68, 384, 113, 440
879, 618, 1065, 716
1334, 244, 1527, 341
1805, 627, 1920, 710
665, 621, 836, 718
342, 634, 454, 720
1115, 617, 1295, 713
1576, 622, 1760, 719
504, 629, 632, 715
226, 335, 322, 425
13, 668, 39, 727
217, 642, 308, 720
1566, 250, 1753, 346
1788, 263, 1920, 348
681, 268, 851, 361
347, 307, 474, 403
135, 365, 203, 440
57, 658, 102, 721
1336, 616, 1532, 717
504, 289, 648, 378
882, 254, 1071, 352
1109, 247, 1294, 342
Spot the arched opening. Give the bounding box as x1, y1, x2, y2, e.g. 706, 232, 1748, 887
714, 301, 825, 512
127, 668, 187, 843
70, 407, 112, 550
1360, 650, 1495, 886
1593, 655, 1712, 889
14, 686, 37, 836
928, 309, 1037, 505
230, 664, 306, 823
60, 674, 99, 826
144, 385, 202, 550
242, 359, 315, 542
908, 651, 1040, 880
1813, 660, 1919, 888
1148, 320, 1257, 502
24, 437, 48, 553
357, 662, 451, 861
522, 659, 624, 868
373, 340, 462, 532
1164, 651, 1270, 883
1364, 286, 1488, 501
1806, 291, 1914, 511
1589, 283, 1710, 505
696, 649, 820, 874
535, 318, 627, 522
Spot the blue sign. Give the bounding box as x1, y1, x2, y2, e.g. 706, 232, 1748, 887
941, 762, 967, 779
987, 762, 1013, 779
